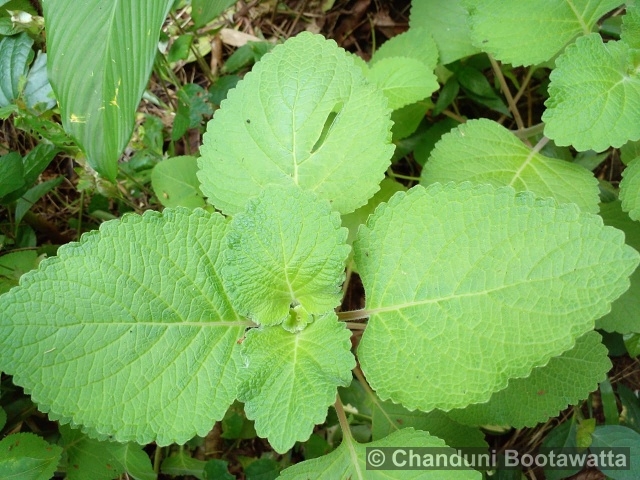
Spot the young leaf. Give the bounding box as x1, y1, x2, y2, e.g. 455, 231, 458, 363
237, 313, 355, 453
43, 0, 173, 180
597, 201, 640, 333
279, 428, 481, 479
620, 158, 640, 221
421, 119, 600, 213
354, 183, 638, 413
409, 0, 478, 65
447, 331, 610, 427
0, 208, 248, 445
151, 156, 206, 209
0, 432, 63, 480
463, 0, 623, 66
542, 34, 640, 152
370, 27, 439, 69
223, 185, 350, 327
198, 32, 394, 215
0, 32, 32, 107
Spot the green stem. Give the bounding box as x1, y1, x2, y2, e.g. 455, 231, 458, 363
513, 123, 545, 139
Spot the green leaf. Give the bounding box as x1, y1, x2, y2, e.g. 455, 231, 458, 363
192, 0, 235, 28
447, 331, 610, 427
622, 3, 640, 50
224, 185, 350, 327
23, 52, 55, 110
0, 208, 247, 445
0, 144, 59, 204
455, 66, 510, 116
244, 458, 281, 480
621, 158, 640, 221
421, 119, 600, 213
161, 451, 206, 479
597, 200, 640, 333
590, 425, 640, 480
0, 432, 63, 480
618, 384, 640, 434
354, 183, 638, 412
366, 57, 439, 111
371, 27, 439, 69
198, 32, 394, 215
15, 176, 63, 225
237, 313, 355, 453
61, 424, 156, 480
43, 0, 173, 180
542, 34, 640, 152
542, 417, 582, 480
621, 140, 640, 165
151, 156, 206, 209
409, 0, 478, 65
279, 428, 481, 479
0, 151, 24, 199
463, 0, 623, 66
204, 459, 234, 480
0, 32, 32, 107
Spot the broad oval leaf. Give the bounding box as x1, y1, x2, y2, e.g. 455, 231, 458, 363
237, 313, 355, 453
0, 32, 32, 107
463, 0, 622, 66
151, 155, 206, 209
43, 0, 173, 180
421, 119, 600, 213
224, 185, 349, 327
620, 158, 640, 222
370, 27, 439, 69
354, 183, 638, 412
0, 433, 62, 480
543, 34, 640, 152
0, 208, 248, 445
198, 32, 394, 215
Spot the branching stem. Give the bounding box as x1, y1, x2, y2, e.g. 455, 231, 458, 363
488, 54, 525, 131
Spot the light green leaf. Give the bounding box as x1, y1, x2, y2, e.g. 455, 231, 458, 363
421, 119, 600, 213
371, 27, 438, 68
279, 428, 481, 479
23, 52, 55, 110
0, 32, 32, 107
224, 185, 350, 327
542, 33, 640, 152
464, 0, 622, 66
366, 57, 439, 111
61, 424, 156, 480
409, 0, 478, 65
0, 208, 248, 445
622, 3, 640, 50
621, 140, 640, 165
43, 0, 173, 180
447, 331, 610, 427
0, 432, 63, 480
198, 32, 394, 215
355, 183, 638, 412
237, 313, 355, 453
621, 158, 640, 221
597, 200, 640, 333
191, 0, 235, 28
151, 156, 206, 209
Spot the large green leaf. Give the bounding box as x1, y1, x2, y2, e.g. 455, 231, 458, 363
370, 27, 439, 68
237, 313, 355, 453
43, 0, 173, 180
0, 208, 248, 445
0, 32, 32, 107
198, 32, 394, 215
354, 183, 638, 412
224, 185, 349, 327
463, 0, 622, 66
421, 119, 600, 213
447, 331, 611, 427
0, 433, 62, 480
542, 34, 640, 152
620, 158, 640, 222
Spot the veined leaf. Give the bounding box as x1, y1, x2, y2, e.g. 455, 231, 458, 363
279, 428, 481, 479
0, 208, 248, 445
237, 313, 355, 453
370, 27, 439, 69
43, 0, 173, 180
0, 433, 62, 480
622, 3, 640, 50
421, 119, 600, 213
0, 32, 32, 107
543, 34, 640, 152
463, 0, 623, 66
409, 0, 478, 65
151, 156, 206, 209
198, 32, 394, 215
447, 331, 610, 427
224, 185, 349, 327
620, 158, 640, 222
355, 183, 638, 412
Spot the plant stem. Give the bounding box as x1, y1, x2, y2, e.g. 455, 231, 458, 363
488, 54, 525, 131
531, 135, 551, 155
513, 66, 536, 105
338, 308, 370, 322
441, 109, 466, 124
513, 123, 545, 139
388, 172, 420, 182
346, 322, 367, 330
334, 394, 353, 441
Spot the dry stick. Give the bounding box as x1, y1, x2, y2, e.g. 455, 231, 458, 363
441, 109, 466, 124
338, 308, 370, 322
488, 54, 526, 131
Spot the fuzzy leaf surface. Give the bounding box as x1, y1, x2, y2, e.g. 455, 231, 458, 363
237, 313, 355, 453
622, 3, 640, 50
621, 158, 640, 222
409, 0, 478, 65
421, 119, 600, 213
224, 185, 349, 326
447, 331, 610, 427
0, 208, 246, 445
43, 0, 173, 180
0, 433, 62, 480
198, 32, 393, 215
463, 0, 622, 66
355, 183, 638, 412
279, 428, 481, 479
543, 34, 640, 152
370, 27, 439, 68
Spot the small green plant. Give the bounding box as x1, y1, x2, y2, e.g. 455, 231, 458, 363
3, 1, 640, 478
